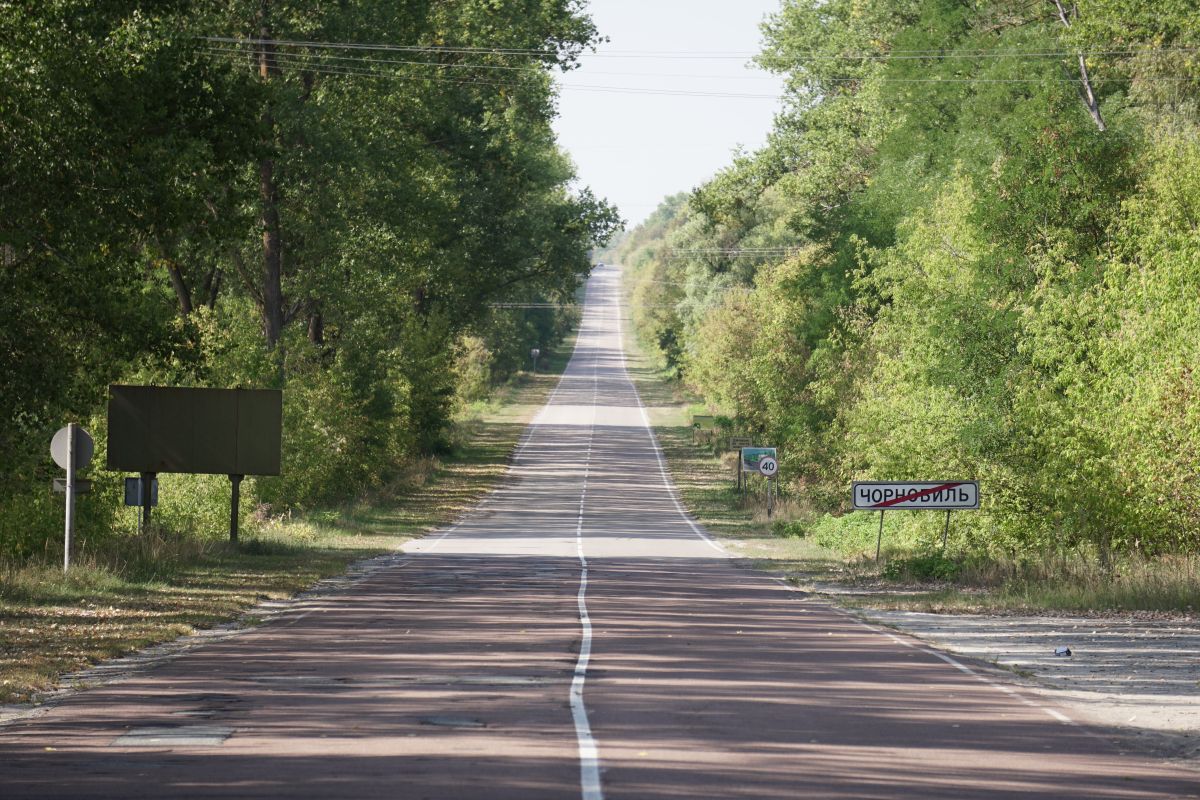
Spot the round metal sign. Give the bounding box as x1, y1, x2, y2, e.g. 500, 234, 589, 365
758, 456, 778, 478
51, 426, 94, 470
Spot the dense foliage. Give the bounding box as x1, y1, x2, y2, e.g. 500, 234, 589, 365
0, 0, 618, 558
622, 0, 1200, 560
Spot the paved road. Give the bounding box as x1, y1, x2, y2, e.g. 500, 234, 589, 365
2, 265, 1196, 798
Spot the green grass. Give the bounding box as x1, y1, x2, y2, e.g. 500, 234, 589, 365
0, 337, 575, 705
616, 289, 1199, 618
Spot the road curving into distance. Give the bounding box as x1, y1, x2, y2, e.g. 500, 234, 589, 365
1, 265, 1196, 799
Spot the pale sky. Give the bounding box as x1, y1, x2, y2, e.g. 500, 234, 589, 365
554, 0, 787, 227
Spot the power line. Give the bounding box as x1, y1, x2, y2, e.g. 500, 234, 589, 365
203, 43, 548, 74
203, 43, 783, 81
663, 248, 800, 254
201, 36, 563, 58
202, 37, 1200, 63
202, 47, 544, 89
761, 45, 1200, 62
489, 303, 581, 309
202, 45, 1195, 101
202, 47, 787, 99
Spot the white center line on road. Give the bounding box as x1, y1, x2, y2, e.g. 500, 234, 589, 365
571, 298, 603, 800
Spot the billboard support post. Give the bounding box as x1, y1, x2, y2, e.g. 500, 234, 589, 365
229, 474, 243, 543
139, 472, 155, 532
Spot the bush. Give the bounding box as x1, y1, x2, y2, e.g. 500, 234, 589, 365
883, 552, 961, 582
452, 335, 494, 405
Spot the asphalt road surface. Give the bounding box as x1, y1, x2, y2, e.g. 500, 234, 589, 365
3, 265, 1196, 799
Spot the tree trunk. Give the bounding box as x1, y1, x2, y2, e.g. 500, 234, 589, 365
259, 155, 285, 346
307, 304, 324, 345
165, 260, 194, 316
201, 267, 222, 309
1050, 0, 1106, 132
257, 8, 286, 347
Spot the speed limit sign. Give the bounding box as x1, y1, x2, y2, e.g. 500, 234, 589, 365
758, 456, 778, 478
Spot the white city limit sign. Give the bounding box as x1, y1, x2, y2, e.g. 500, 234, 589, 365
853, 481, 979, 511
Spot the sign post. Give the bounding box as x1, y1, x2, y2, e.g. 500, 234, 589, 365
757, 455, 779, 518
530, 347, 541, 374
65, 424, 76, 572
851, 481, 980, 560
229, 474, 244, 543
877, 510, 885, 561
139, 471, 155, 531
51, 423, 94, 571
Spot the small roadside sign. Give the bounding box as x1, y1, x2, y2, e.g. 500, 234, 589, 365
124, 476, 159, 507
51, 425, 93, 471
758, 456, 778, 478
852, 481, 979, 510
740, 447, 777, 474
53, 478, 92, 494
51, 423, 92, 572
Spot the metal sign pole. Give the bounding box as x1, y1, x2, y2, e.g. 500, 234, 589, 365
140, 471, 154, 530
876, 510, 885, 561
229, 474, 243, 543
942, 509, 951, 550
767, 478, 774, 518
64, 423, 76, 572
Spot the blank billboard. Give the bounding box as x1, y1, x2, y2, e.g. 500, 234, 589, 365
107, 386, 282, 475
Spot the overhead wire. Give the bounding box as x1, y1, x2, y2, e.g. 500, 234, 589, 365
201, 47, 1193, 98
203, 43, 787, 80
203, 37, 1200, 62
201, 46, 788, 98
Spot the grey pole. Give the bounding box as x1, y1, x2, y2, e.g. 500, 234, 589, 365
63, 423, 76, 572
140, 472, 154, 530
942, 509, 951, 550
230, 474, 244, 543
876, 510, 885, 561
